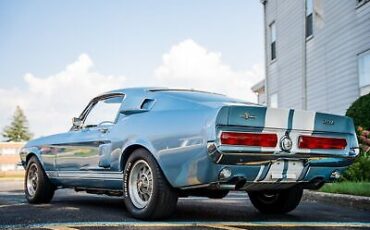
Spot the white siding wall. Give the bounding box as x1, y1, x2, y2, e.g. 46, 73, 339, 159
266, 0, 305, 109
264, 0, 370, 115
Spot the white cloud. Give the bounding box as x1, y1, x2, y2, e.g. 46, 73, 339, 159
0, 40, 263, 138
154, 39, 263, 100
0, 54, 126, 137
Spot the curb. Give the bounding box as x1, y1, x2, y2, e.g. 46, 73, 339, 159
303, 190, 370, 211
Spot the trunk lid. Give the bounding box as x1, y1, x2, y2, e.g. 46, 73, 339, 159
217, 105, 355, 134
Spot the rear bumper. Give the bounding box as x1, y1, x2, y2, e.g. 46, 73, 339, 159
176, 142, 358, 191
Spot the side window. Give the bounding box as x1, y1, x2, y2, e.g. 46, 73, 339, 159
83, 95, 124, 127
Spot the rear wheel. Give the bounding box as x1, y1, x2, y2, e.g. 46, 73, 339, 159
24, 156, 55, 203
248, 187, 303, 214
123, 148, 178, 219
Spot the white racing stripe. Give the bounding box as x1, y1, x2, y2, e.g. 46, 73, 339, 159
260, 160, 285, 182
264, 108, 290, 129
292, 110, 316, 131
253, 165, 265, 182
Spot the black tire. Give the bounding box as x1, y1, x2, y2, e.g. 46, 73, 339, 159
207, 190, 229, 199
123, 148, 178, 220
24, 156, 55, 203
248, 187, 303, 214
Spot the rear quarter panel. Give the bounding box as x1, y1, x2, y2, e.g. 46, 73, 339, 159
110, 94, 221, 187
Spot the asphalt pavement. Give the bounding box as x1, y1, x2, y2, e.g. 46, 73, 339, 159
0, 180, 369, 230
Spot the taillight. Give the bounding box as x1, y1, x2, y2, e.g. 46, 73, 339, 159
220, 132, 278, 147
298, 135, 347, 150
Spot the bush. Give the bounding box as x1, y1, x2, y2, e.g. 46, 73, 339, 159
343, 94, 370, 182
346, 93, 370, 130
342, 154, 370, 181
342, 128, 370, 181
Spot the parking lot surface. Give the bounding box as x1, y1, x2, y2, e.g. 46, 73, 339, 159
0, 180, 369, 229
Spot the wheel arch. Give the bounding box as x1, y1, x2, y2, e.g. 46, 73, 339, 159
120, 144, 151, 171
120, 143, 176, 188
22, 148, 45, 169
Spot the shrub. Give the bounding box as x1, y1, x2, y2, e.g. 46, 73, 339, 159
342, 128, 370, 181
346, 93, 370, 130
342, 154, 370, 181
342, 94, 370, 182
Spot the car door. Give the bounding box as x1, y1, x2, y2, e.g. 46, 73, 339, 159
56, 93, 124, 182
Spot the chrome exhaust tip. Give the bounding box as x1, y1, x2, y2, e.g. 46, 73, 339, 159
330, 170, 342, 180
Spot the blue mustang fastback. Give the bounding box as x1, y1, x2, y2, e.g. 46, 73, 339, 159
20, 87, 359, 219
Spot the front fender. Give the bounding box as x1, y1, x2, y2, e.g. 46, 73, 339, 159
19, 146, 44, 169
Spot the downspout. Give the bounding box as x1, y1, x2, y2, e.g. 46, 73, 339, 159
302, 1, 308, 110
261, 0, 269, 106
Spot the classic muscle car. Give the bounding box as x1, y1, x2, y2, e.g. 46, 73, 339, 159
20, 87, 359, 219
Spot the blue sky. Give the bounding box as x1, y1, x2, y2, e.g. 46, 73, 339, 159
0, 0, 264, 137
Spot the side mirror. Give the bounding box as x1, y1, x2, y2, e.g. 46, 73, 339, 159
72, 117, 83, 128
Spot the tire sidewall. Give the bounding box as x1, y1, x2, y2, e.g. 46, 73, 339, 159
24, 157, 43, 202
123, 149, 160, 219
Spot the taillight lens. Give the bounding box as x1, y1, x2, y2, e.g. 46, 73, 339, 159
298, 135, 347, 150
220, 132, 278, 147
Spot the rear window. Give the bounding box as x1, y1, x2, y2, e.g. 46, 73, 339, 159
155, 90, 254, 104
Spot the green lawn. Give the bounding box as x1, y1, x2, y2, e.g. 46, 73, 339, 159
319, 182, 370, 197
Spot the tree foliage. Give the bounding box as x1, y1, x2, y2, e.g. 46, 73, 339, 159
342, 93, 370, 181
346, 93, 370, 130
2, 106, 33, 142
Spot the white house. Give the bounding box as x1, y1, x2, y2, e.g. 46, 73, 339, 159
254, 0, 370, 114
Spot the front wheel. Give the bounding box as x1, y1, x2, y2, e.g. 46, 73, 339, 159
248, 187, 303, 214
24, 156, 55, 203
123, 148, 178, 219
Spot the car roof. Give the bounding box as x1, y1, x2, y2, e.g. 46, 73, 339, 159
105, 87, 224, 95
101, 87, 255, 106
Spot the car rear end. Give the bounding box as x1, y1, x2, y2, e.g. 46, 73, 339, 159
207, 105, 359, 191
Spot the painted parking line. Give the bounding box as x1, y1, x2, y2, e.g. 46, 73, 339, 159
0, 192, 24, 196
47, 227, 79, 230
0, 203, 27, 208
201, 224, 246, 230
1, 221, 370, 229
182, 197, 248, 200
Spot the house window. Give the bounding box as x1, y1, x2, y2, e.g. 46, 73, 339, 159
270, 22, 276, 61
306, 0, 313, 38
357, 0, 370, 7
270, 93, 278, 108
358, 50, 370, 94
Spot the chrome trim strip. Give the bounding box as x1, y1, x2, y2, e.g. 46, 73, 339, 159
46, 171, 123, 180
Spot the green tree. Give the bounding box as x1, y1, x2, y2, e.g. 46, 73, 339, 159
2, 106, 33, 142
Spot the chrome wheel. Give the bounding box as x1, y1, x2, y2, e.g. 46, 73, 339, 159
128, 160, 153, 209
26, 163, 38, 197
